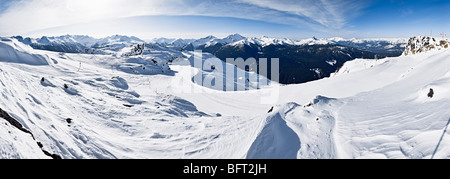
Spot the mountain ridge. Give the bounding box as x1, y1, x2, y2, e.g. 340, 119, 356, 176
10, 34, 408, 84
12, 34, 408, 55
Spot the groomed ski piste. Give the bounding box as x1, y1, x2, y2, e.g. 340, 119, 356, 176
0, 36, 449, 159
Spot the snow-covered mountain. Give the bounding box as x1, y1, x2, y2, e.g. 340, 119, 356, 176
149, 34, 408, 84
151, 38, 195, 48
1, 35, 450, 159
92, 35, 144, 49
148, 34, 407, 55
13, 35, 89, 53
184, 35, 389, 84
15, 34, 407, 56
329, 37, 407, 56
176, 34, 247, 51
8, 34, 409, 85
13, 35, 146, 55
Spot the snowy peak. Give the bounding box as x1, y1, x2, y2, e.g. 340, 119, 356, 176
329, 37, 407, 55
189, 35, 218, 48
296, 37, 333, 46
330, 37, 407, 44
104, 35, 144, 43
93, 35, 144, 47
219, 34, 247, 45
12, 35, 146, 54
151, 34, 407, 53
14, 34, 144, 49
403, 36, 449, 56
227, 36, 405, 48
185, 34, 247, 49
224, 34, 246, 42
15, 35, 98, 47
152, 38, 194, 47
37, 36, 51, 45
228, 36, 297, 47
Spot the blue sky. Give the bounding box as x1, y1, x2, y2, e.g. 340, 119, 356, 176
350, 0, 450, 38
0, 0, 449, 39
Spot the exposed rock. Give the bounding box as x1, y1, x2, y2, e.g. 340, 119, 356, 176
404, 36, 448, 56
0, 107, 62, 159
428, 88, 434, 98
268, 106, 274, 113
66, 118, 73, 124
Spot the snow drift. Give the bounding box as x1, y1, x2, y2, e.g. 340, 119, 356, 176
0, 37, 50, 65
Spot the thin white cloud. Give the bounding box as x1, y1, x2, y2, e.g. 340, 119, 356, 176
238, 0, 366, 29
0, 0, 367, 36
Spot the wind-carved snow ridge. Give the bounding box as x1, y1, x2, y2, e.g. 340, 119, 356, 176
0, 37, 50, 65
246, 103, 301, 159
247, 96, 339, 159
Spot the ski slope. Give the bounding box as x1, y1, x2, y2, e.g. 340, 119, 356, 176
0, 37, 449, 159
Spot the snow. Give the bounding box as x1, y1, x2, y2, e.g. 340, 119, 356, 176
296, 37, 332, 46
1, 36, 450, 159
151, 34, 407, 52
42, 35, 98, 47
15, 35, 147, 55
228, 36, 330, 47
247, 103, 301, 159
326, 59, 337, 66
403, 36, 448, 56
189, 34, 249, 48
0, 121, 49, 159
214, 34, 246, 45
331, 58, 388, 76
190, 35, 217, 48
0, 37, 50, 65
329, 37, 408, 44
224, 36, 407, 48
182, 51, 274, 91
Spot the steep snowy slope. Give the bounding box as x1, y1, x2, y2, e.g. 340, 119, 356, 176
1, 36, 449, 159
247, 39, 450, 159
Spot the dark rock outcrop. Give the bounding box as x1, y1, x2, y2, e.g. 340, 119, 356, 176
0, 107, 62, 159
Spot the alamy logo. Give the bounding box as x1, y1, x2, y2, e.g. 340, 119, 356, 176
171, 50, 280, 104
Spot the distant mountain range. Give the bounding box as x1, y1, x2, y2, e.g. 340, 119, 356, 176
13, 35, 144, 55
12, 34, 407, 84
151, 34, 406, 56
151, 34, 406, 84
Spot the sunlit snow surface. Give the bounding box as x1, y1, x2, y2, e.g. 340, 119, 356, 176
0, 37, 449, 159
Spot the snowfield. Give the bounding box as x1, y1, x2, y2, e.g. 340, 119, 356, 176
0, 36, 449, 159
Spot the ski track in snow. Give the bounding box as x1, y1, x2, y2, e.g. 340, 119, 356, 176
1, 37, 450, 159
